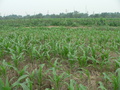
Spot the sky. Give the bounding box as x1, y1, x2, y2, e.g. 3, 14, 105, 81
0, 0, 120, 16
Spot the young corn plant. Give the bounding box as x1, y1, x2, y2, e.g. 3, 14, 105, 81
100, 49, 110, 61
112, 68, 120, 90
67, 79, 87, 90
90, 46, 96, 58
61, 45, 69, 58
48, 59, 60, 69
16, 65, 28, 76
25, 78, 33, 90
67, 79, 76, 90
48, 67, 70, 90
98, 81, 107, 90
31, 46, 40, 60
44, 51, 51, 60
11, 75, 29, 90
77, 46, 90, 67
35, 64, 45, 89
88, 56, 99, 67
3, 61, 28, 76
82, 69, 90, 84
0, 49, 4, 58
99, 50, 110, 70
67, 51, 77, 69
0, 77, 11, 90
30, 45, 46, 61
13, 45, 24, 55
77, 84, 87, 90
28, 69, 36, 82
11, 52, 24, 68
115, 57, 120, 69
77, 55, 88, 67
0, 60, 8, 78
28, 46, 37, 61
103, 72, 112, 86
103, 69, 120, 90
2, 38, 12, 52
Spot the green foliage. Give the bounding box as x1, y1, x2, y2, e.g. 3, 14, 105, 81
0, 77, 11, 90
0, 18, 120, 28
98, 81, 107, 90
67, 79, 87, 90
48, 67, 70, 90
0, 22, 120, 89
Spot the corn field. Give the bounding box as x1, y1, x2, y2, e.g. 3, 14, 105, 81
0, 18, 120, 90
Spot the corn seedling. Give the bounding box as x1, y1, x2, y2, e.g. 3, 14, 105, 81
0, 77, 11, 90
11, 75, 29, 90
67, 79, 87, 90
98, 81, 107, 90
11, 52, 24, 68
35, 64, 45, 89
26, 78, 33, 90
115, 57, 120, 69
48, 67, 70, 90
112, 68, 120, 90
0, 60, 8, 77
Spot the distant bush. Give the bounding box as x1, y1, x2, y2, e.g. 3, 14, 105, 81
0, 18, 120, 28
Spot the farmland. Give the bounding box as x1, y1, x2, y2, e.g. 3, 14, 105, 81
0, 18, 120, 90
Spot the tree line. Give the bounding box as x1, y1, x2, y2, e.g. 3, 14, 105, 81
0, 11, 120, 19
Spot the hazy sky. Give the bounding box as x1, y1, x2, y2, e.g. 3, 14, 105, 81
0, 0, 120, 16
